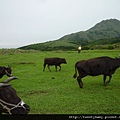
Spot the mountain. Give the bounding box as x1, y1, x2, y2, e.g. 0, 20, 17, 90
19, 19, 120, 51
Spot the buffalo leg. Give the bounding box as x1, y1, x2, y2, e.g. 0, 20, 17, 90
59, 65, 61, 71
48, 65, 51, 71
105, 75, 112, 85
55, 65, 57, 72
43, 64, 46, 71
77, 76, 83, 88
103, 75, 107, 86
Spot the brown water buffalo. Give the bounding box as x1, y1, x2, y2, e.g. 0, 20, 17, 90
73, 56, 120, 88
0, 76, 30, 114
0, 66, 12, 78
43, 57, 67, 72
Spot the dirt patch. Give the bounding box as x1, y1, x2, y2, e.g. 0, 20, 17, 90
19, 62, 35, 65
28, 90, 49, 96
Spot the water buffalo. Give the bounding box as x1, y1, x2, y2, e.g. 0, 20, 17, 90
0, 66, 12, 79
73, 56, 120, 88
43, 57, 67, 72
0, 76, 30, 114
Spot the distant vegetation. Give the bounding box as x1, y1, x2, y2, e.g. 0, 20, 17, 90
19, 19, 120, 51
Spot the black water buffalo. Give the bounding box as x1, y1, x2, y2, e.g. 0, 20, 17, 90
73, 56, 120, 88
0, 77, 30, 114
43, 57, 67, 72
0, 66, 12, 78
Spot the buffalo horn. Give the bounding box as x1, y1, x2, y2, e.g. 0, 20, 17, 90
5, 70, 12, 77
118, 54, 120, 58
0, 83, 10, 88
4, 76, 18, 83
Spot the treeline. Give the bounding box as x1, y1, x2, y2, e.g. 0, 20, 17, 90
20, 44, 76, 51
19, 37, 120, 51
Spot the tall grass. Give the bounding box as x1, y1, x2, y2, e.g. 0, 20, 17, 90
0, 50, 120, 114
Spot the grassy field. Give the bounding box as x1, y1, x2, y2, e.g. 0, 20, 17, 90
0, 49, 120, 114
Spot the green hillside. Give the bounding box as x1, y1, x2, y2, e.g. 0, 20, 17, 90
19, 19, 120, 51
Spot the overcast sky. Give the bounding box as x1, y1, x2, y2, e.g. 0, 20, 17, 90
0, 0, 120, 48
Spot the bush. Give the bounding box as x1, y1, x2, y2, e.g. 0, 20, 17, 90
82, 46, 90, 50
108, 46, 114, 50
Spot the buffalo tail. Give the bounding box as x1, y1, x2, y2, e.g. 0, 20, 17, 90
73, 66, 77, 78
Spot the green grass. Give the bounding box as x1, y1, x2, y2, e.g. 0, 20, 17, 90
0, 50, 120, 114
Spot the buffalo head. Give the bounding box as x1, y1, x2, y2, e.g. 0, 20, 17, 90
5, 65, 12, 77
61, 58, 67, 64
0, 77, 30, 114
0, 65, 12, 79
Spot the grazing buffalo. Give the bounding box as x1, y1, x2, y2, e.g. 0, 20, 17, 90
0, 76, 30, 114
0, 66, 12, 78
73, 56, 120, 88
43, 57, 67, 72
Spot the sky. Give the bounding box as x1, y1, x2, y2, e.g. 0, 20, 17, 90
0, 0, 120, 48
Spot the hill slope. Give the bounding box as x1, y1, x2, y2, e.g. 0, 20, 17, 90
19, 19, 120, 51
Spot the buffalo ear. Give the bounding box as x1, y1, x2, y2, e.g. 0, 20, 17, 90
0, 83, 11, 88
7, 65, 11, 68
5, 65, 11, 70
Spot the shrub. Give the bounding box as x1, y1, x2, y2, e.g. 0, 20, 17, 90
108, 46, 114, 50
